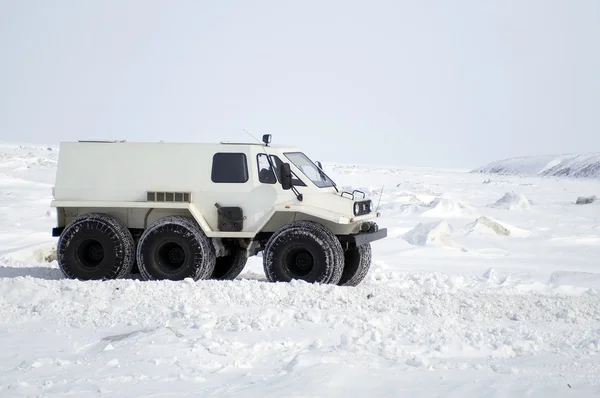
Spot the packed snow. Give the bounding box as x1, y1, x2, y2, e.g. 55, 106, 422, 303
473, 153, 600, 180
1, 144, 600, 396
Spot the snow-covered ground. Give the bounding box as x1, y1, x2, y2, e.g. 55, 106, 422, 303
1, 144, 600, 397
473, 153, 600, 179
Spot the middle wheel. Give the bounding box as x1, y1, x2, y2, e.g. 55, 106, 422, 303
137, 216, 216, 281
263, 220, 344, 284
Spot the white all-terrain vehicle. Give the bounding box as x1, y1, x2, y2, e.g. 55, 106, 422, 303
50, 135, 387, 286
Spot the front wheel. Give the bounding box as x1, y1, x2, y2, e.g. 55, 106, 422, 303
263, 221, 344, 284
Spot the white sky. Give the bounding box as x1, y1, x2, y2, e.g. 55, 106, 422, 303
1, 0, 598, 168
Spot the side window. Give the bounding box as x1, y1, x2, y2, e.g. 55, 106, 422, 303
211, 152, 249, 183
257, 154, 277, 184
269, 155, 307, 187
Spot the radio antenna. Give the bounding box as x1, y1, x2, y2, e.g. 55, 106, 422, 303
376, 185, 384, 211
242, 129, 261, 144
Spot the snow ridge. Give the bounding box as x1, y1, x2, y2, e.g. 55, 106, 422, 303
473, 153, 600, 179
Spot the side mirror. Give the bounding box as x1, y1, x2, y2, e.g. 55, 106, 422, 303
315, 161, 323, 170
280, 163, 293, 190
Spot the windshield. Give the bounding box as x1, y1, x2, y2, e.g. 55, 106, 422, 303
284, 152, 336, 188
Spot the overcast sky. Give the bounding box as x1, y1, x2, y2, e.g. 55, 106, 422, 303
1, 1, 598, 168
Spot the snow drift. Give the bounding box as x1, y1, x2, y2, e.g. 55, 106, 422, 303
403, 220, 466, 251
473, 153, 600, 179
489, 192, 532, 211
461, 216, 510, 236
421, 197, 474, 218
458, 216, 531, 238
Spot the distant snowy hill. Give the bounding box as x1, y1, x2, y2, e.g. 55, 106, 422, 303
473, 153, 600, 179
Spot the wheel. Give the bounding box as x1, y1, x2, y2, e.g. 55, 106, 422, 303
57, 213, 135, 280
211, 245, 248, 280
136, 216, 216, 281
338, 243, 372, 286
263, 220, 344, 284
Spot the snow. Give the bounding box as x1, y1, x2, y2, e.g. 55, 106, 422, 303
1, 144, 600, 396
403, 220, 462, 249
473, 153, 600, 180
489, 191, 532, 211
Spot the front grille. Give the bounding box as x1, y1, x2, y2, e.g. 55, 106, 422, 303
354, 200, 371, 216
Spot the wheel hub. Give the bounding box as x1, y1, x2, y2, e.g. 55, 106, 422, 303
285, 247, 315, 278
76, 239, 105, 269
88, 244, 104, 261
168, 247, 185, 264
295, 252, 313, 270
157, 241, 187, 273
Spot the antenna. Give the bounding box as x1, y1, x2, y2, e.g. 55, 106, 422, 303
242, 129, 261, 144
376, 185, 384, 211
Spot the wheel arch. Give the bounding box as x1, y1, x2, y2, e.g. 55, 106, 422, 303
258, 210, 361, 236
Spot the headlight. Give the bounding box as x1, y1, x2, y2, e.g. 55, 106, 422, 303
353, 200, 372, 216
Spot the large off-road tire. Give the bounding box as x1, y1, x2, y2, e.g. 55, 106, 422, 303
136, 216, 216, 281
57, 213, 135, 280
263, 220, 344, 284
338, 243, 372, 286
211, 245, 248, 280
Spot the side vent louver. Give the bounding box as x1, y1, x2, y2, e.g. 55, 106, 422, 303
147, 191, 192, 202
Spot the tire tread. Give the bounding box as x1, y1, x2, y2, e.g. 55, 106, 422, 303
338, 243, 372, 286
263, 220, 344, 284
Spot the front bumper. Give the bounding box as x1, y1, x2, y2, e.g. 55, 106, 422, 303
338, 227, 387, 246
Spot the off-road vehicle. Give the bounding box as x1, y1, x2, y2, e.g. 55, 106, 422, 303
50, 135, 387, 286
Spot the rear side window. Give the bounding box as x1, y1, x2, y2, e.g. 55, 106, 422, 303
211, 152, 249, 183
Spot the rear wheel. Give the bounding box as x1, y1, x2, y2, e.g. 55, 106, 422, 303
211, 245, 248, 280
136, 216, 215, 281
338, 243, 372, 286
57, 213, 135, 280
263, 220, 344, 284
